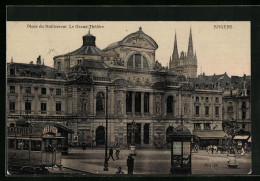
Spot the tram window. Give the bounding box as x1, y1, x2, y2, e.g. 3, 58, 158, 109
31, 140, 42, 151
8, 139, 15, 149
16, 140, 23, 150
23, 140, 30, 150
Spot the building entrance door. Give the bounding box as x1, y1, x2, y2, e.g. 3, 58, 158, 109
96, 126, 105, 146
127, 123, 141, 145
166, 126, 174, 143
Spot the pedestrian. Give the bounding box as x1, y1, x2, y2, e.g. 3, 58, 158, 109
116, 147, 120, 160
211, 145, 214, 154
116, 166, 125, 174
127, 154, 134, 174
108, 147, 115, 161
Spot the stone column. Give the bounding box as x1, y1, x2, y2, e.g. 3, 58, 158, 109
122, 91, 126, 116
200, 123, 204, 130
163, 94, 167, 117
132, 92, 135, 117
90, 87, 94, 115
178, 92, 182, 117
72, 86, 78, 115
141, 92, 144, 117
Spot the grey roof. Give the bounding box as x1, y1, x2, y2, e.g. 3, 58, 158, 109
69, 60, 106, 74
8, 63, 66, 79
66, 45, 102, 56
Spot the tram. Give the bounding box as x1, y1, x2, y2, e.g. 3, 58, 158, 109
7, 124, 73, 173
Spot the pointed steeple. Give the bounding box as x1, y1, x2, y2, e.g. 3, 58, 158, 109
187, 27, 194, 57
172, 31, 179, 61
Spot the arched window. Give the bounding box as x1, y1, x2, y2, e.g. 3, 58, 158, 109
96, 92, 105, 113
167, 96, 174, 114
127, 54, 149, 69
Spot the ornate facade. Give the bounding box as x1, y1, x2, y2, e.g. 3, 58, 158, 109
7, 27, 249, 148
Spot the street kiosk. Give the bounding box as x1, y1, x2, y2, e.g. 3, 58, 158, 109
7, 121, 73, 174
170, 125, 192, 175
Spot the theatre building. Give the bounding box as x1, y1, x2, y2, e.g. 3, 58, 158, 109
7, 27, 240, 148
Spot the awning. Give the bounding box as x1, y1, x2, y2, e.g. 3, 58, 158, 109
193, 130, 229, 139
233, 135, 249, 140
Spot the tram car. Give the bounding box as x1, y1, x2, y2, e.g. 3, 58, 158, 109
7, 123, 73, 174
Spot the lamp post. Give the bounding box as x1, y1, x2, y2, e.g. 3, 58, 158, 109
103, 85, 109, 171
91, 130, 94, 149
130, 120, 136, 155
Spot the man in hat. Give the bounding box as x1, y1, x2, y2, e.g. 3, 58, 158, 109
108, 147, 115, 161
127, 154, 134, 174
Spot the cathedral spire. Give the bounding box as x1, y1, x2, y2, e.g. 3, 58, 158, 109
187, 27, 194, 57
172, 31, 179, 60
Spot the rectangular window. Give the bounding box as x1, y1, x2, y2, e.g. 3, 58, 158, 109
23, 140, 30, 150
31, 140, 42, 151
8, 139, 15, 149
196, 96, 199, 102
135, 92, 141, 113
126, 92, 132, 113
41, 88, 46, 95
41, 103, 47, 114
215, 106, 219, 116
57, 61, 61, 70
194, 123, 201, 130
242, 123, 246, 129
56, 88, 62, 96
205, 106, 209, 116
196, 106, 200, 116
9, 101, 15, 112
144, 93, 149, 113
205, 97, 209, 103
215, 97, 219, 103
204, 123, 211, 130
16, 139, 23, 150
242, 111, 246, 120
56, 102, 62, 112
10, 68, 15, 75
144, 124, 150, 144
10, 86, 15, 93
25, 102, 31, 113
242, 101, 246, 109
26, 87, 31, 94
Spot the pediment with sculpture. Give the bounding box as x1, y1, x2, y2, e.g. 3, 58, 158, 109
121, 27, 158, 50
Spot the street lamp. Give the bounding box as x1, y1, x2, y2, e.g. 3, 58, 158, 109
130, 120, 137, 155
91, 130, 94, 149
103, 85, 109, 171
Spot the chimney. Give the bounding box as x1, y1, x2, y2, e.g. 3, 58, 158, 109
36, 55, 41, 65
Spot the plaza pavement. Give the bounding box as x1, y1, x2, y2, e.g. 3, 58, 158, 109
60, 148, 251, 175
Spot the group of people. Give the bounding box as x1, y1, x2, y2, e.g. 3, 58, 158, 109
107, 147, 135, 174
207, 145, 219, 154
108, 147, 121, 161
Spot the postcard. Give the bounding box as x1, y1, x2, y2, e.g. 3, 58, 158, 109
6, 21, 251, 175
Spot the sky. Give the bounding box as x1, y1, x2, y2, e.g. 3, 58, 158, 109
6, 21, 250, 76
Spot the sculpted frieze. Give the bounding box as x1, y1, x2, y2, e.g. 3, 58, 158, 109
125, 35, 153, 49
